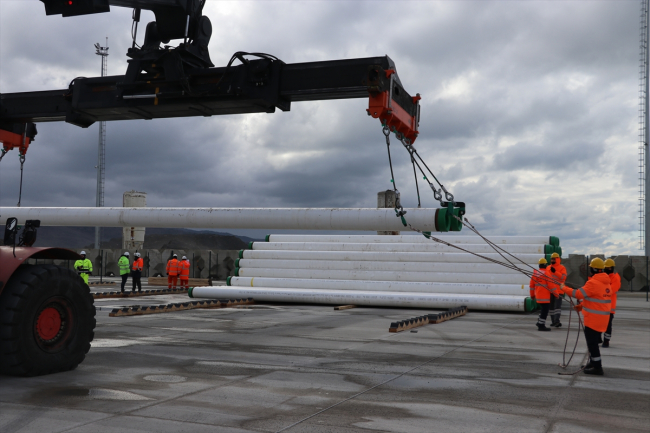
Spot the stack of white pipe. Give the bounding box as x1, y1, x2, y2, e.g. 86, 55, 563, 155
191, 234, 558, 312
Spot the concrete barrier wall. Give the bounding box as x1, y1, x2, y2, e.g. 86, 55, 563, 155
27, 248, 650, 291
563, 254, 649, 291
29, 249, 241, 281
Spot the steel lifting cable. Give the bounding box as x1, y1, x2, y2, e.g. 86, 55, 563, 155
399, 213, 587, 373
17, 153, 25, 207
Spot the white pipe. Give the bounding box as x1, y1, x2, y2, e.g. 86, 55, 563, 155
229, 276, 527, 296
237, 259, 533, 274
238, 268, 530, 285
236, 268, 529, 285
190, 286, 528, 311
267, 234, 554, 245
0, 207, 443, 231
253, 241, 545, 254
241, 250, 541, 264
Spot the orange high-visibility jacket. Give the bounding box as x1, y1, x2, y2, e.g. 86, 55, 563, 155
131, 257, 143, 272
166, 258, 180, 276
559, 273, 611, 332
529, 269, 553, 303
179, 260, 190, 279
545, 267, 561, 295
609, 273, 621, 314
553, 258, 568, 285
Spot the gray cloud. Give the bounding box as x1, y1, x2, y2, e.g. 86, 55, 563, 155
0, 0, 643, 255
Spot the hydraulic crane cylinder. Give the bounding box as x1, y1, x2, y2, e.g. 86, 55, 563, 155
1, 207, 451, 232
235, 267, 529, 285
189, 286, 530, 312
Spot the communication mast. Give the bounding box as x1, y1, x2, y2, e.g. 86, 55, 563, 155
94, 38, 108, 249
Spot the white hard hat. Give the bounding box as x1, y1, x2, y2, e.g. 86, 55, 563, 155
173, 254, 178, 257
80, 251, 86, 255
182, 256, 187, 260
135, 252, 141, 257
124, 252, 130, 256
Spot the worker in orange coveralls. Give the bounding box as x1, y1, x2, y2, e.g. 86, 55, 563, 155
530, 258, 556, 331
548, 252, 567, 328
602, 258, 621, 348
179, 256, 190, 289
166, 254, 180, 289
559, 257, 611, 375
131, 252, 144, 293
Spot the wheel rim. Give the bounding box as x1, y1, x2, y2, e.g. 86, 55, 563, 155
36, 307, 62, 340
33, 298, 74, 353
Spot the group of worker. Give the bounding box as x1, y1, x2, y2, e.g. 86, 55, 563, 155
529, 253, 620, 376
166, 254, 191, 289
117, 251, 144, 293
75, 251, 191, 292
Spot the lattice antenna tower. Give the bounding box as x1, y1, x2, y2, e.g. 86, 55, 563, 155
95, 38, 108, 249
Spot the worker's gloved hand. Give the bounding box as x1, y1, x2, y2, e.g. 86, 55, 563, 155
573, 304, 583, 312
550, 267, 556, 273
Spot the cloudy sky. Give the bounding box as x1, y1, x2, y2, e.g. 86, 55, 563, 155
0, 0, 643, 256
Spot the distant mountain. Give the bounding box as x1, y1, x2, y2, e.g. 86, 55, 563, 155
33, 227, 259, 250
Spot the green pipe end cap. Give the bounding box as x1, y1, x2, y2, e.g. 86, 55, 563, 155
544, 244, 554, 254
188, 287, 194, 298
435, 208, 451, 232
450, 207, 465, 232
549, 236, 560, 247
524, 297, 538, 312
265, 234, 271, 242
234, 267, 240, 277
247, 241, 254, 249
235, 258, 240, 268
238, 250, 244, 259
226, 276, 232, 286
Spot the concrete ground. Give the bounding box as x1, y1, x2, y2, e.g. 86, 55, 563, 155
1, 282, 648, 433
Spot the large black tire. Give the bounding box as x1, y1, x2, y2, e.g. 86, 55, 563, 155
0, 264, 96, 376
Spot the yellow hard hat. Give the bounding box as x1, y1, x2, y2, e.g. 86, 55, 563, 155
604, 258, 615, 268
538, 258, 548, 265
589, 257, 605, 269
551, 252, 560, 258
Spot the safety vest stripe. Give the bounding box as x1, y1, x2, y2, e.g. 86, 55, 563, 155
578, 287, 587, 297
582, 307, 610, 315
611, 309, 616, 313
604, 333, 611, 339
584, 297, 610, 304
591, 356, 601, 361
537, 298, 550, 302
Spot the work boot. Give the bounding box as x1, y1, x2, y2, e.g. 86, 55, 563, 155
583, 365, 604, 376
581, 360, 593, 369
602, 340, 610, 348
552, 322, 562, 328
537, 325, 551, 332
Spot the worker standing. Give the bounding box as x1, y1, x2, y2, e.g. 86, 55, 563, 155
74, 251, 93, 286
548, 252, 567, 327
166, 254, 180, 289
179, 256, 190, 289
559, 258, 611, 375
602, 258, 621, 348
530, 258, 555, 331
131, 252, 144, 293
118, 252, 130, 293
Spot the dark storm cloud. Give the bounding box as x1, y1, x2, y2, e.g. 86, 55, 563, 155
0, 1, 642, 254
